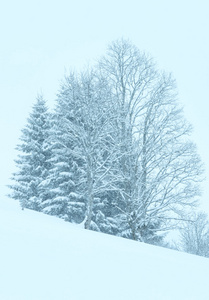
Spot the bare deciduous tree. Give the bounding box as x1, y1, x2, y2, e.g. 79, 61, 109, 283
53, 71, 117, 229
98, 39, 203, 242
179, 212, 209, 257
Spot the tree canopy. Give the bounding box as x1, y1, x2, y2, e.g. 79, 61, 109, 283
9, 39, 204, 245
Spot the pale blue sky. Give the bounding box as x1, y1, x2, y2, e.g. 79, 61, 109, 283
1, 0, 209, 212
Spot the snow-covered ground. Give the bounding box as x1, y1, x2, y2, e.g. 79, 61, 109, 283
1, 198, 209, 300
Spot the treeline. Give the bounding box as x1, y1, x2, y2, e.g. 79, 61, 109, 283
9, 40, 203, 245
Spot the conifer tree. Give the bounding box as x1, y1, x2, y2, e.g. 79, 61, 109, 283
40, 76, 86, 222
9, 96, 51, 210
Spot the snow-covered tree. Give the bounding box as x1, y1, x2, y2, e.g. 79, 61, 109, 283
98, 39, 203, 242
47, 71, 118, 229
40, 78, 85, 222
9, 39, 203, 246
179, 212, 209, 257
40, 71, 115, 227
9, 96, 51, 210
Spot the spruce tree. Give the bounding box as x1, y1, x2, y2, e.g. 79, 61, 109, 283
41, 77, 86, 222
9, 96, 51, 211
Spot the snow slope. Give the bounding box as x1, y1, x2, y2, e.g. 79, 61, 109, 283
1, 198, 209, 300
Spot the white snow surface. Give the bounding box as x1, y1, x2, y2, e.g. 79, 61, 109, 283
1, 198, 209, 300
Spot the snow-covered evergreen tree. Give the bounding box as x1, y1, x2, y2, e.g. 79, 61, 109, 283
9, 96, 51, 210
40, 79, 85, 222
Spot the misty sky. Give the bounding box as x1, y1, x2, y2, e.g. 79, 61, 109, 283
1, 0, 209, 213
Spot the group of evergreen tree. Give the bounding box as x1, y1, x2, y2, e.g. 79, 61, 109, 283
9, 40, 203, 245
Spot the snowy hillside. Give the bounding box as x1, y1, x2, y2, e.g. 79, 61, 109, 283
1, 198, 209, 300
